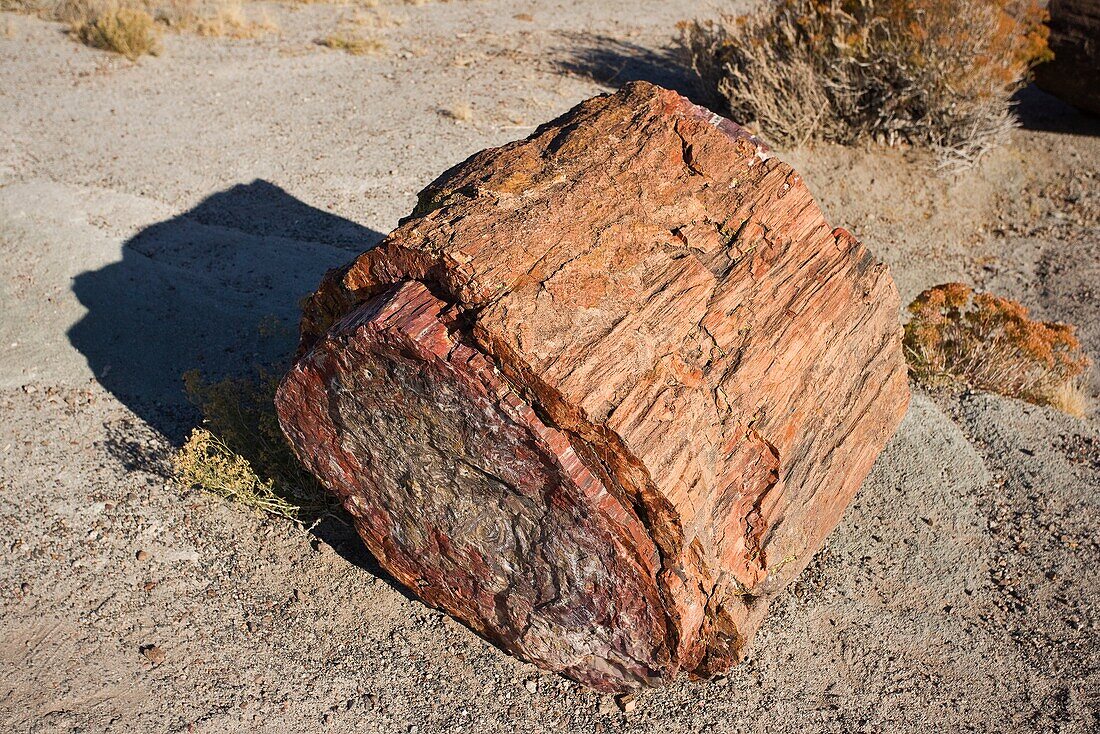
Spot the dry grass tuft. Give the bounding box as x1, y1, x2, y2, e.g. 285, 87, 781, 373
679, 0, 1052, 166
192, 3, 276, 39
173, 428, 303, 521
154, 0, 277, 38
440, 100, 473, 122
315, 6, 395, 55
70, 2, 160, 59
5, 0, 277, 52
904, 283, 1090, 414
175, 368, 333, 523
345, 5, 399, 29
317, 30, 384, 55
1047, 380, 1091, 419
0, 0, 51, 15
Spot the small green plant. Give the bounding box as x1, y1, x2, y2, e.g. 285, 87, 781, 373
71, 3, 160, 60
679, 0, 1052, 166
904, 283, 1090, 415
175, 367, 334, 523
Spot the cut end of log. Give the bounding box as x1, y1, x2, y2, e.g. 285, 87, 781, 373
279, 280, 672, 689
276, 81, 911, 692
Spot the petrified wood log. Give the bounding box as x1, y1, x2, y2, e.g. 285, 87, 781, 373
1035, 0, 1100, 116
276, 81, 910, 692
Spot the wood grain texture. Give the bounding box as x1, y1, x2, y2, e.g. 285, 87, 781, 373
276, 82, 911, 691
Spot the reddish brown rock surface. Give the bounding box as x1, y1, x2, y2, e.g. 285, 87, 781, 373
276, 82, 911, 692
1036, 0, 1100, 116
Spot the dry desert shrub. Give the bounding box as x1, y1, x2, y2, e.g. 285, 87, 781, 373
174, 368, 332, 523
314, 6, 394, 55
68, 1, 161, 59
173, 428, 304, 520
317, 31, 384, 55
194, 4, 276, 39
154, 0, 276, 38
344, 4, 399, 29
679, 0, 1052, 166
904, 283, 1090, 415
4, 0, 277, 54
0, 0, 52, 13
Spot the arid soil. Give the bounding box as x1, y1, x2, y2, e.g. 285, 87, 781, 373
1, 1, 1098, 732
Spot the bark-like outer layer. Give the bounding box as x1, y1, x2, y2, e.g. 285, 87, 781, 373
276, 82, 911, 692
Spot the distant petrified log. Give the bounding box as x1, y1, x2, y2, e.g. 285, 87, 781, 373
276, 82, 910, 692
1036, 0, 1100, 115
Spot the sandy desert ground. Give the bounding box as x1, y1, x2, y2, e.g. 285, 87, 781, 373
1, 1, 1098, 732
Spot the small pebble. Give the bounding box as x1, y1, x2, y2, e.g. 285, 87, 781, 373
135, 550, 149, 561
140, 644, 166, 665
524, 679, 537, 693
616, 693, 637, 713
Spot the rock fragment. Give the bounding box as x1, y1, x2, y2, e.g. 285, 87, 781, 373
140, 644, 166, 665
1036, 0, 1100, 115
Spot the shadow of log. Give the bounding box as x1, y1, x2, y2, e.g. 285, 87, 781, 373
554, 32, 709, 104
67, 180, 406, 587
67, 179, 382, 441
1012, 84, 1100, 137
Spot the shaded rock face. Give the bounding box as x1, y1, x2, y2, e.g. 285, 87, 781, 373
276, 82, 911, 692
1036, 0, 1100, 116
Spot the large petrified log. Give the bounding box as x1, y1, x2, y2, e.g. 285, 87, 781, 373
276, 82, 910, 692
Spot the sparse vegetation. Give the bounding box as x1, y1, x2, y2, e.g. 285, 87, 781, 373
3, 0, 277, 56
70, 2, 161, 60
188, 2, 276, 39
173, 428, 304, 520
317, 31, 384, 55
344, 4, 399, 29
904, 283, 1090, 415
314, 5, 393, 54
679, 0, 1052, 166
0, 0, 50, 14
174, 367, 333, 523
